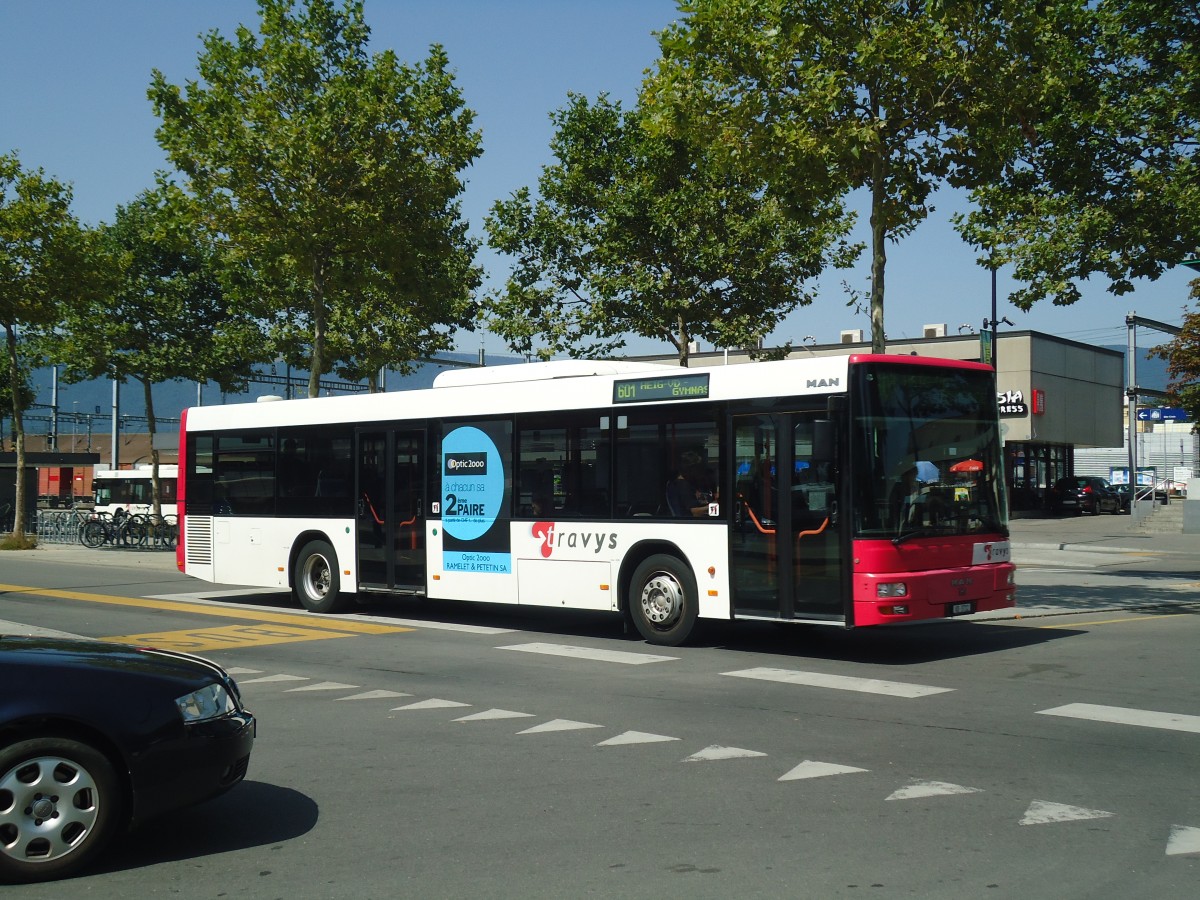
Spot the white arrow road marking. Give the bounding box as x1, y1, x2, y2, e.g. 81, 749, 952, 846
1166, 825, 1200, 856
336, 690, 411, 701
1037, 703, 1200, 734
497, 642, 678, 665
682, 745, 768, 762
887, 781, 983, 801
517, 719, 604, 734
224, 667, 263, 675
779, 761, 869, 781
1020, 800, 1115, 825
390, 699, 471, 711
239, 674, 309, 684
454, 709, 536, 722
285, 681, 359, 692
722, 667, 952, 698
596, 731, 680, 746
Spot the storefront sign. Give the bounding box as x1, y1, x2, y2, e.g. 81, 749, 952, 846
997, 389, 1028, 417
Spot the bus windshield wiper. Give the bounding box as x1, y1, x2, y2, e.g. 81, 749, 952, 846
892, 525, 932, 546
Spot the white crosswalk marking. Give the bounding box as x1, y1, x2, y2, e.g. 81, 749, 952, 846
1037, 703, 1200, 734
596, 731, 679, 746
887, 781, 982, 801
723, 667, 952, 698
682, 745, 767, 762
516, 719, 603, 734
336, 690, 411, 701
1166, 825, 1200, 856
1020, 800, 1114, 825
778, 761, 868, 781
285, 681, 359, 692
454, 709, 535, 722
239, 673, 309, 684
497, 642, 678, 665
391, 699, 470, 711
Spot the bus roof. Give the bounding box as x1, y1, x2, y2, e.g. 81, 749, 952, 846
181, 353, 987, 432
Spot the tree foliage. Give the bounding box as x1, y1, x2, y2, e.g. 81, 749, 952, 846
485, 93, 854, 366
646, 0, 1085, 352
960, 0, 1200, 309
149, 0, 482, 397
48, 183, 260, 515
0, 152, 101, 539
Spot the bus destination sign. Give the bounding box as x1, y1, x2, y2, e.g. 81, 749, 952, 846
613, 372, 710, 404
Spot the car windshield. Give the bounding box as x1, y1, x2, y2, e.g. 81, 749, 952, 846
849, 362, 1008, 541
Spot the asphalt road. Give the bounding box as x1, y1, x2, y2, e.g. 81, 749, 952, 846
2, 540, 1198, 899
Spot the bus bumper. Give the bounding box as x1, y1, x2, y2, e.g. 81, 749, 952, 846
852, 563, 1016, 626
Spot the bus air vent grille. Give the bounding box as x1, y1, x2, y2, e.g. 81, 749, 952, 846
186, 517, 214, 566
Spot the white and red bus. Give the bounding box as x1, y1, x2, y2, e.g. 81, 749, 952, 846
93, 464, 178, 517
176, 354, 1015, 645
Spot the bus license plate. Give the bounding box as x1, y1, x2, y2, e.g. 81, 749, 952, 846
949, 601, 975, 616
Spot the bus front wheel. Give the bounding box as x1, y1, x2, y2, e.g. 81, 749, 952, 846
629, 554, 698, 646
293, 540, 348, 614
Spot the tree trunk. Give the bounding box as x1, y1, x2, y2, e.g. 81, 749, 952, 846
4, 324, 28, 539
142, 377, 162, 519
676, 314, 690, 368
308, 258, 327, 399
869, 151, 888, 355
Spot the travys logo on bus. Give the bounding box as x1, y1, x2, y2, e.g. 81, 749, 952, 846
531, 522, 618, 558
444, 452, 488, 475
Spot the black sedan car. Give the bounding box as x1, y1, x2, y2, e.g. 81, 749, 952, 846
0, 636, 255, 884
1049, 475, 1123, 515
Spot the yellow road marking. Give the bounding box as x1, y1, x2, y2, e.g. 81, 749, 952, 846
1040, 612, 1190, 629
101, 623, 356, 652
0, 583, 412, 635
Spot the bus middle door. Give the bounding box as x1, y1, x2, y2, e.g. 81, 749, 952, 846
357, 429, 426, 593
731, 412, 843, 622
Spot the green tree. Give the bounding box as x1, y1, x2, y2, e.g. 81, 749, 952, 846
49, 183, 260, 516
960, 0, 1199, 310
647, 0, 1081, 353
485, 93, 854, 366
0, 152, 100, 541
149, 0, 482, 398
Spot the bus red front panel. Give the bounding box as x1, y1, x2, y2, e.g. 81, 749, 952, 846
851, 535, 1015, 626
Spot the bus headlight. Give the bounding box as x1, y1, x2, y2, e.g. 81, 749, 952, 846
876, 582, 908, 598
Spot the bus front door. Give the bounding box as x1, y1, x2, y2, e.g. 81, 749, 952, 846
357, 429, 426, 593
731, 413, 844, 622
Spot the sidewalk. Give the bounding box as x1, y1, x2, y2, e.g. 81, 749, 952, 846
1008, 506, 1198, 556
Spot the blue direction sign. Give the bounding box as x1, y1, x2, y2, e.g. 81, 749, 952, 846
1136, 407, 1190, 422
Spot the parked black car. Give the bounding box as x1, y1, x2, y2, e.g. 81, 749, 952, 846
0, 637, 255, 884
1049, 476, 1123, 515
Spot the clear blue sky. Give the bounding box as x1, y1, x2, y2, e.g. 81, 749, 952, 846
2, 0, 1192, 360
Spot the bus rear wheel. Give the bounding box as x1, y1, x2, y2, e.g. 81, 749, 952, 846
629, 554, 698, 646
293, 540, 348, 614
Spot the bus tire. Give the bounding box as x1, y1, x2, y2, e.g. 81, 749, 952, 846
628, 554, 698, 646
293, 540, 348, 614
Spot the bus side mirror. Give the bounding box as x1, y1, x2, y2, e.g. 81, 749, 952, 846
812, 420, 835, 463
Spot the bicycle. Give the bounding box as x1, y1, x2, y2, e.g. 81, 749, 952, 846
80, 510, 148, 549
143, 513, 178, 550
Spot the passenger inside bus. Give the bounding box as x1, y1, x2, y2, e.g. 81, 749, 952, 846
667, 451, 714, 517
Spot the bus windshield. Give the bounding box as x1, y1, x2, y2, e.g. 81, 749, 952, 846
850, 363, 1008, 541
